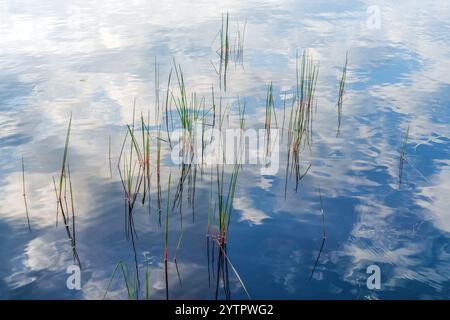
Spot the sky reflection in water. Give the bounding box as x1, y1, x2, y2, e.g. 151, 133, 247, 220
0, 0, 449, 299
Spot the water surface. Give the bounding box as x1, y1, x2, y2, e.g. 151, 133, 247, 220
0, 0, 450, 299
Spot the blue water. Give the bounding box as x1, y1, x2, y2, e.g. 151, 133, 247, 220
0, 0, 449, 299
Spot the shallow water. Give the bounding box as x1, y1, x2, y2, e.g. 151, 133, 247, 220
1, 0, 450, 299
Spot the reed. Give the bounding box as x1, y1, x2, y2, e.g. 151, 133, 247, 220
145, 254, 150, 300
219, 12, 229, 91
237, 97, 246, 131
336, 51, 348, 137
164, 172, 172, 262
127, 124, 144, 166
67, 162, 76, 246
281, 91, 288, 141
54, 113, 81, 268
172, 163, 191, 212
155, 57, 161, 123
172, 59, 199, 161
284, 51, 318, 195
58, 114, 72, 207
174, 258, 183, 288
52, 176, 59, 226
21, 157, 31, 232
207, 173, 214, 235
146, 113, 151, 207
293, 50, 318, 149
140, 113, 151, 205
201, 101, 207, 166
211, 85, 217, 129
310, 187, 326, 280
172, 58, 190, 133
190, 165, 198, 222
264, 82, 278, 159
156, 126, 162, 221
264, 82, 278, 131
164, 68, 173, 148
164, 172, 172, 300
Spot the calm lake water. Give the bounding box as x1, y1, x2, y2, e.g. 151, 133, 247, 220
1, 0, 450, 299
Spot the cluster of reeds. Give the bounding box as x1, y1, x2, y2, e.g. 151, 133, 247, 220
7, 11, 375, 300
52, 114, 81, 268
171, 59, 209, 163
284, 51, 318, 195
215, 12, 246, 91
204, 163, 250, 299
110, 61, 212, 300
162, 63, 251, 299
116, 103, 156, 290
99, 47, 355, 299
116, 96, 155, 226
169, 60, 221, 221
204, 168, 250, 300
56, 46, 356, 299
